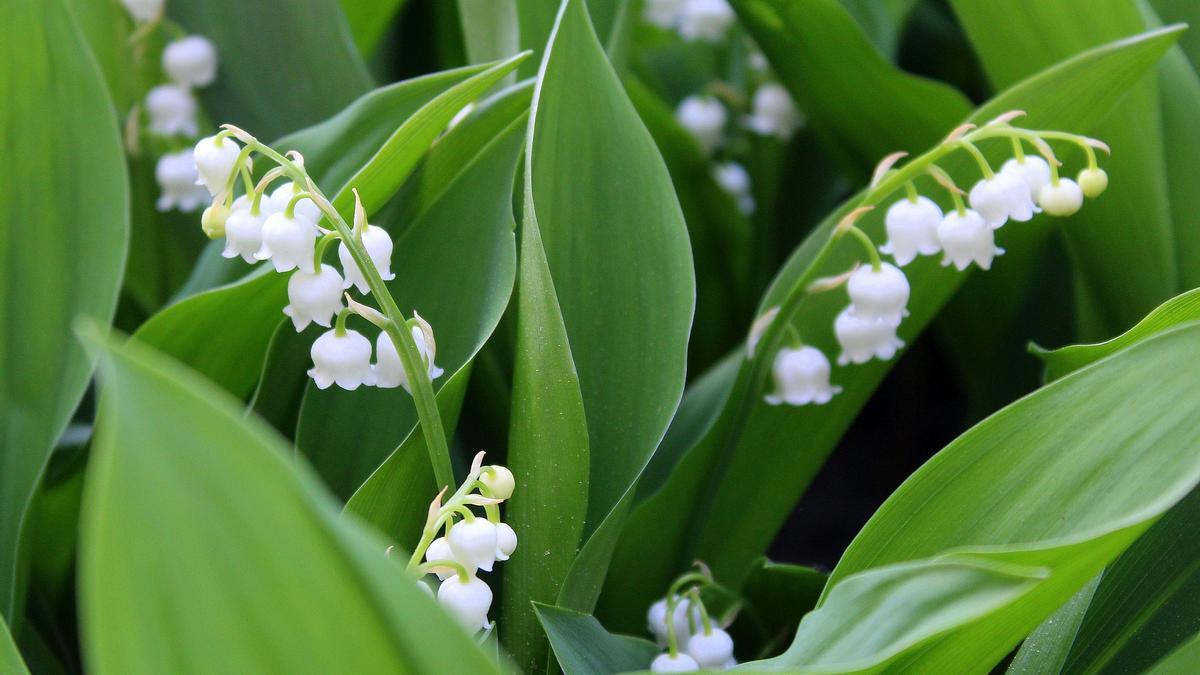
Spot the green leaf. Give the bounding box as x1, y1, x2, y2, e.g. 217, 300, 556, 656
534, 604, 660, 675
246, 320, 317, 439
811, 322, 1200, 672
1, 0, 129, 621
170, 0, 372, 140
736, 558, 827, 654
0, 614, 28, 675
1033, 287, 1200, 381
598, 25, 1183, 633
341, 0, 409, 57
1007, 577, 1101, 674
1146, 632, 1200, 675
458, 0, 520, 69
79, 327, 499, 674
731, 0, 972, 177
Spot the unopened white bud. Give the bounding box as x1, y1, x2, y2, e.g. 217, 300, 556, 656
193, 135, 242, 195
339, 225, 396, 294
163, 35, 218, 88
202, 203, 230, 239
145, 84, 198, 138
765, 347, 841, 406
437, 574, 493, 632
447, 518, 498, 573
307, 329, 373, 390
480, 466, 515, 499
1077, 168, 1108, 198
1037, 179, 1084, 216
847, 262, 909, 327
284, 264, 344, 331
686, 628, 734, 669
494, 522, 517, 561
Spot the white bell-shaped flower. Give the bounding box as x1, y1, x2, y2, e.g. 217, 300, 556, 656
373, 325, 444, 392
647, 599, 671, 646
968, 172, 1034, 229
424, 536, 457, 581
765, 347, 841, 406
938, 209, 1004, 271
880, 196, 942, 266
256, 211, 318, 273
675, 96, 727, 156
193, 135, 242, 196
480, 466, 515, 500
268, 181, 320, 221
154, 150, 209, 212
284, 265, 344, 331
647, 596, 703, 646
723, 657, 738, 668
1078, 168, 1108, 198
834, 307, 904, 366
144, 84, 197, 138
644, 0, 684, 29
686, 628, 734, 669
307, 328, 373, 390
163, 35, 218, 87
847, 262, 909, 327
120, 0, 162, 22
650, 652, 700, 672
339, 225, 396, 294
713, 162, 755, 215
677, 0, 734, 43
447, 517, 498, 573
494, 522, 518, 562
437, 574, 493, 632
1000, 156, 1052, 199
744, 83, 802, 140
222, 196, 264, 263
1037, 178, 1084, 216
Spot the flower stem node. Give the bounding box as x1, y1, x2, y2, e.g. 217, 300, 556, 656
1037, 178, 1084, 216
256, 212, 319, 273
1077, 168, 1109, 198
494, 522, 518, 561
937, 209, 1004, 271
373, 325, 444, 392
447, 518, 498, 573
437, 574, 493, 632
651, 652, 700, 672
339, 224, 396, 294
834, 307, 904, 366
193, 135, 242, 195
480, 466, 516, 500
686, 628, 734, 669
163, 36, 218, 88
307, 329, 373, 390
220, 197, 263, 262
968, 172, 1034, 229
765, 347, 841, 406
880, 196, 942, 266
284, 265, 345, 331
424, 537, 456, 580
847, 262, 910, 327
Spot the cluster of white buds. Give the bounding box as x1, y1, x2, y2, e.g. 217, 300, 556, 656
646, 569, 737, 672
750, 113, 1109, 407
192, 127, 444, 395
406, 453, 517, 634
643, 0, 735, 44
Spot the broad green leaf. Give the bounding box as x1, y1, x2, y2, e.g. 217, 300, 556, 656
836, 0, 920, 57
1033, 287, 1200, 381
752, 558, 1045, 672
0, 614, 28, 675
1007, 578, 1101, 675
534, 604, 660, 675
598, 26, 1183, 633
1152, 0, 1200, 67
735, 558, 827, 654
297, 83, 529, 497
814, 322, 1200, 672
500, 166, 591, 672
731, 0, 972, 177
170, 0, 371, 140
1146, 632, 1200, 675
79, 328, 499, 674
514, 0, 629, 79
341, 0, 409, 57
459, 0, 520, 69
1, 0, 129, 621
247, 320, 318, 438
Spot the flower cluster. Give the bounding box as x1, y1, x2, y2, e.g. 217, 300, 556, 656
646, 569, 737, 672
752, 113, 1110, 406
644, 0, 736, 44
406, 454, 517, 634
191, 127, 444, 394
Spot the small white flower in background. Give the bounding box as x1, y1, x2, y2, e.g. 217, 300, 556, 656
437, 574, 493, 632
675, 96, 727, 156
154, 150, 209, 212
643, 0, 684, 29
713, 162, 755, 215
447, 518, 498, 573
373, 324, 444, 392
120, 0, 162, 23
647, 596, 702, 647
676, 0, 735, 43
1078, 168, 1108, 198
480, 465, 515, 499
193, 135, 242, 195
847, 263, 910, 327
424, 537, 456, 580
937, 209, 1004, 271
1000, 156, 1051, 200
744, 83, 802, 141
256, 211, 318, 273
1037, 178, 1084, 216
144, 84, 198, 138
494, 522, 518, 562
650, 652, 700, 672
834, 307, 904, 366
268, 182, 320, 222
163, 35, 218, 88
283, 264, 345, 331
747, 50, 769, 72
221, 196, 264, 263
687, 627, 735, 669
307, 328, 373, 390
880, 196, 942, 266
339, 224, 396, 294
968, 171, 1034, 229
765, 346, 841, 406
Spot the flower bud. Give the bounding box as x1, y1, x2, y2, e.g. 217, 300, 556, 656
677, 0, 734, 43
307, 329, 373, 390
339, 225, 396, 294
202, 203, 230, 239
675, 96, 726, 156
937, 209, 1004, 271
120, 0, 162, 22
193, 135, 242, 196
163, 35, 218, 88
373, 325, 444, 392
494, 522, 518, 561
221, 197, 263, 262
424, 536, 456, 580
437, 574, 493, 632
765, 347, 841, 406
880, 196, 942, 266
284, 265, 344, 331
480, 466, 515, 500
155, 150, 208, 212
834, 307, 903, 366
1077, 168, 1108, 198
447, 517, 498, 573
256, 212, 318, 273
744, 83, 801, 141
1037, 179, 1084, 217
144, 84, 198, 138
847, 262, 909, 327
650, 652, 699, 672
686, 628, 734, 669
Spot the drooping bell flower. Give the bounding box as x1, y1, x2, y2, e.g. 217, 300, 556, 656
675, 96, 727, 156
686, 627, 734, 670
221, 196, 264, 263
744, 83, 801, 140
145, 84, 198, 138
373, 318, 444, 392
834, 307, 904, 366
283, 264, 345, 331
447, 517, 498, 573
307, 328, 372, 390
676, 0, 734, 43
154, 150, 209, 212
256, 210, 318, 273
193, 135, 242, 195
937, 209, 1004, 271
437, 575, 493, 632
1037, 178, 1084, 216
339, 224, 396, 294
163, 35, 218, 87
764, 347, 841, 406
847, 262, 910, 327
880, 196, 942, 266
968, 171, 1034, 229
